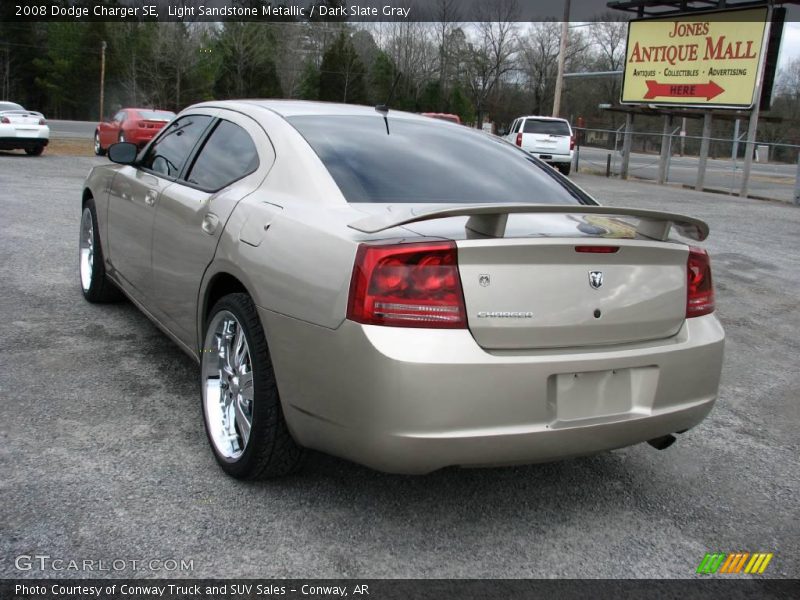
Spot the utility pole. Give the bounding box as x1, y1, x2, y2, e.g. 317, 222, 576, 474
99, 40, 107, 120
740, 6, 773, 199
552, 0, 571, 117
2, 43, 10, 100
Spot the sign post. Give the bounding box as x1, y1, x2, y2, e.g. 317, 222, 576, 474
696, 112, 713, 191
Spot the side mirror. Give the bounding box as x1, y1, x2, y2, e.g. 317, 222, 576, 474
108, 142, 138, 165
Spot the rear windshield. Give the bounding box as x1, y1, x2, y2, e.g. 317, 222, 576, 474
289, 115, 585, 205
0, 102, 24, 111
523, 119, 571, 136
138, 110, 175, 121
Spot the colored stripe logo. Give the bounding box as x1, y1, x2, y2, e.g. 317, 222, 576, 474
697, 552, 773, 574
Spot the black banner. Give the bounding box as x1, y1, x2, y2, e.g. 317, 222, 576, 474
2, 579, 800, 600
5, 0, 800, 23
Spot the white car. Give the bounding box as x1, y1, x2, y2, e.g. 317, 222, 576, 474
507, 116, 573, 176
0, 101, 50, 156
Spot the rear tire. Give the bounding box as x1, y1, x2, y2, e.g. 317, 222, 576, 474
558, 163, 571, 176
79, 198, 122, 302
25, 145, 44, 156
94, 132, 105, 156
201, 293, 305, 480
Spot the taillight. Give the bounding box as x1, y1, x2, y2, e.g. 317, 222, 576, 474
135, 121, 144, 128
1, 117, 9, 124
686, 247, 715, 318
347, 241, 467, 328
515, 132, 523, 147
570, 135, 575, 150
39, 118, 46, 125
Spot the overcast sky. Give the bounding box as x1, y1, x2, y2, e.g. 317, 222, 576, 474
779, 22, 800, 68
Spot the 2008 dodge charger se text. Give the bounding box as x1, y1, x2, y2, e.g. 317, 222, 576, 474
79, 100, 724, 479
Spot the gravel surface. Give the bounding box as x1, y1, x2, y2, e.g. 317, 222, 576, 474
1, 156, 798, 580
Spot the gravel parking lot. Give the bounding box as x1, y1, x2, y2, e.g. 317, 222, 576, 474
1, 153, 798, 580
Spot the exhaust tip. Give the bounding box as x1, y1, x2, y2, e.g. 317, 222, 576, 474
647, 434, 677, 450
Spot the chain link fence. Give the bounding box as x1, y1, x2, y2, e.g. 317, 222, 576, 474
572, 127, 800, 205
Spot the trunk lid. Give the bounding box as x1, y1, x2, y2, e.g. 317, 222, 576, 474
138, 119, 170, 130
457, 239, 688, 349
3, 111, 42, 126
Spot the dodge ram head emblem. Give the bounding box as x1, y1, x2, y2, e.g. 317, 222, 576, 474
479, 274, 491, 287
589, 271, 604, 289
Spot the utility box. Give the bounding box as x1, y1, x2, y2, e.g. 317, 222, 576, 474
756, 145, 769, 163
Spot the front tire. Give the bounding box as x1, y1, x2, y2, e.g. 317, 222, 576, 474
201, 293, 305, 479
79, 198, 122, 302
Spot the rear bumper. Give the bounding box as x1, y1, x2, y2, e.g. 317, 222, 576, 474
526, 151, 572, 164
127, 130, 160, 147
262, 310, 724, 474
0, 132, 49, 150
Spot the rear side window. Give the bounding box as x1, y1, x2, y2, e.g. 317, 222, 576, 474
140, 115, 212, 178
289, 115, 584, 205
185, 120, 259, 191
523, 119, 571, 136
510, 119, 520, 133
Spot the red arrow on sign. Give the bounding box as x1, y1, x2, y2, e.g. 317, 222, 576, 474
644, 80, 725, 101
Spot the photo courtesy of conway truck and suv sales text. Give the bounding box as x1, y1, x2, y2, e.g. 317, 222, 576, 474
78, 100, 724, 479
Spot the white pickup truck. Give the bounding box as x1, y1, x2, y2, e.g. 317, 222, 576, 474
506, 116, 574, 176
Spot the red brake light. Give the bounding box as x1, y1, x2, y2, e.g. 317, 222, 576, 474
575, 245, 619, 253
1, 117, 9, 124
39, 118, 46, 125
686, 247, 715, 318
515, 132, 523, 147
347, 241, 467, 328
570, 135, 575, 150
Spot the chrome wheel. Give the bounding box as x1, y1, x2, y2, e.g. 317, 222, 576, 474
202, 311, 254, 460
79, 207, 94, 292
93, 132, 101, 154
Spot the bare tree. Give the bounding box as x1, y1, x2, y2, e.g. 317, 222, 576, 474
433, 0, 462, 95
464, 0, 519, 127
588, 16, 628, 107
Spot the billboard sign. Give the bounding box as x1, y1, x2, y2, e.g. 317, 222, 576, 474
621, 7, 770, 108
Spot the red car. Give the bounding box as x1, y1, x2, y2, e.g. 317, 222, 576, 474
94, 108, 175, 155
421, 112, 462, 125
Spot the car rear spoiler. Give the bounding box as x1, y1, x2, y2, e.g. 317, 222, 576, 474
348, 203, 709, 242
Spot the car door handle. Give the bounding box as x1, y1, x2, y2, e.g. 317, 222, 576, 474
144, 190, 157, 207
202, 213, 219, 235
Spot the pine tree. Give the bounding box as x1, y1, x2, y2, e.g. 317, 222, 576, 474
319, 32, 366, 104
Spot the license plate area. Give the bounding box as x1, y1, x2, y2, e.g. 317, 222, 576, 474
548, 367, 658, 424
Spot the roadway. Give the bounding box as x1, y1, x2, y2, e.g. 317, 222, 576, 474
577, 145, 797, 202
2, 155, 798, 580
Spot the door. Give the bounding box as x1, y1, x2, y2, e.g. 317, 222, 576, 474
150, 113, 273, 347
106, 114, 214, 301
100, 110, 124, 148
